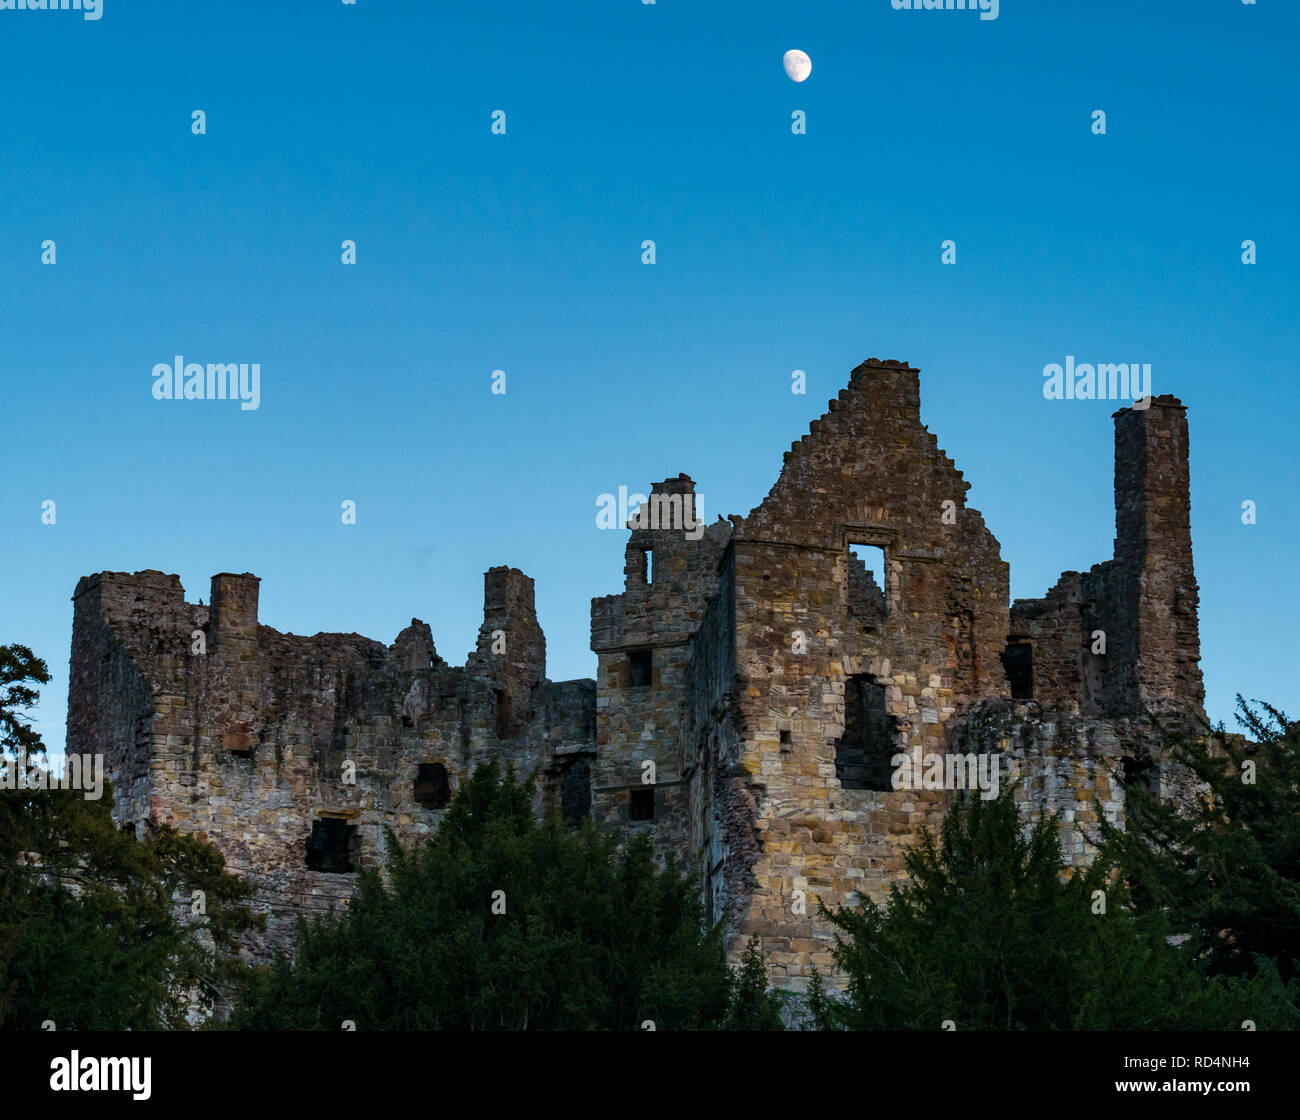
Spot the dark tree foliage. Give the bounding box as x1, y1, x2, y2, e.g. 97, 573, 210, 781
0, 642, 261, 1029
727, 936, 786, 1031
1104, 697, 1300, 984
0, 645, 51, 916
0, 644, 49, 761
228, 760, 782, 1030
808, 785, 1298, 1031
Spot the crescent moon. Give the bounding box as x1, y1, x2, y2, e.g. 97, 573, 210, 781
783, 50, 812, 83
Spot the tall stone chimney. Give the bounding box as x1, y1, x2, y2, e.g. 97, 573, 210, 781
1109, 396, 1204, 717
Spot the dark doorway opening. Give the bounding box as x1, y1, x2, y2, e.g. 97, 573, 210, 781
1121, 754, 1154, 791
1003, 641, 1034, 699
835, 674, 898, 791
560, 758, 591, 826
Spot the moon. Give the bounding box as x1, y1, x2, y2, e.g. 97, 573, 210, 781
783, 49, 812, 83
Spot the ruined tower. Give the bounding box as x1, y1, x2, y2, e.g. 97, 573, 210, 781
1108, 397, 1204, 718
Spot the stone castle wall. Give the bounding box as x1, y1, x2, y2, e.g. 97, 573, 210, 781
68, 566, 594, 954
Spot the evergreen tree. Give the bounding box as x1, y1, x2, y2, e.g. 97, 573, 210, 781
723, 937, 786, 1030
1104, 697, 1300, 984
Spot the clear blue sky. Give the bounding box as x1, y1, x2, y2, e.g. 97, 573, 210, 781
2, 0, 1296, 757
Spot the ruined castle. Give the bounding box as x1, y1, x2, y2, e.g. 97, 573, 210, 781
66, 359, 1204, 988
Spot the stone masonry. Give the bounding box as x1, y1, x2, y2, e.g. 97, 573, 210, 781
65, 358, 1204, 987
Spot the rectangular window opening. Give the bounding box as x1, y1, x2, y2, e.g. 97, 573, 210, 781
414, 762, 451, 810
847, 543, 888, 620
306, 817, 356, 874
628, 648, 653, 689
629, 787, 655, 822
495, 689, 513, 738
